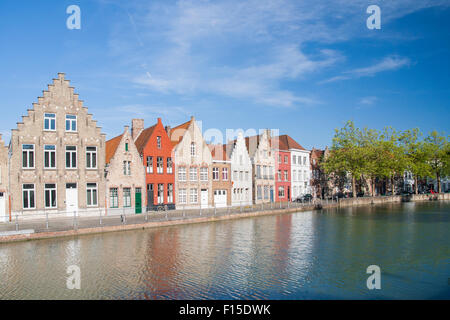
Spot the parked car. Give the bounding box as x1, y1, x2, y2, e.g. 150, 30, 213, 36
295, 194, 313, 203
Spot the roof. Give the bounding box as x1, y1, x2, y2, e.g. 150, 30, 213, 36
169, 118, 194, 147
276, 134, 305, 151
208, 144, 229, 161
270, 136, 289, 151
105, 134, 123, 164
134, 124, 156, 154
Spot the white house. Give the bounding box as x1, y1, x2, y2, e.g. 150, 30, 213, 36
226, 131, 253, 206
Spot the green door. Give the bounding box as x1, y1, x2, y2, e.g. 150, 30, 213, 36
135, 188, 142, 214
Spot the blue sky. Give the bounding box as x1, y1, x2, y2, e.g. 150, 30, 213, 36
0, 0, 449, 149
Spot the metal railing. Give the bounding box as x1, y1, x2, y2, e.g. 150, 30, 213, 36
0, 198, 340, 236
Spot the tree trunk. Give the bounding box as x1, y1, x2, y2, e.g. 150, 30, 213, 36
414, 176, 418, 194
391, 175, 395, 195
352, 175, 356, 197
437, 171, 441, 193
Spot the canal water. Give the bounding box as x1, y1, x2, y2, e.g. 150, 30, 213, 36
0, 201, 449, 299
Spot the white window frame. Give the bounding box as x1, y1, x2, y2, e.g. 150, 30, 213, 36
22, 144, 35, 169
157, 184, 164, 204
86, 146, 97, 169
167, 183, 174, 203
22, 184, 35, 210
190, 188, 198, 204
200, 167, 208, 181
190, 142, 196, 157
44, 113, 56, 131
44, 144, 56, 169
178, 167, 187, 181
222, 168, 228, 181
190, 167, 198, 181
178, 188, 187, 204
65, 114, 77, 132
44, 183, 57, 209
157, 157, 164, 174
87, 183, 98, 207
65, 145, 77, 169
146, 156, 153, 174
212, 167, 219, 181
167, 157, 173, 174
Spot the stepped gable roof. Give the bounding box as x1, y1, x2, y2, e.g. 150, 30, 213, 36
134, 124, 156, 154
105, 134, 123, 164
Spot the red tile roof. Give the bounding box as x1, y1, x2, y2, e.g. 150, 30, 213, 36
134, 124, 156, 154
276, 135, 305, 150
105, 134, 123, 164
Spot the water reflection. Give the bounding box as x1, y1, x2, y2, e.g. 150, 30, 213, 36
0, 201, 449, 299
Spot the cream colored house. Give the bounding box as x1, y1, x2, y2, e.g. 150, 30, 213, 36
105, 126, 146, 214
245, 130, 276, 204
9, 73, 106, 216
0, 135, 9, 222
169, 116, 213, 209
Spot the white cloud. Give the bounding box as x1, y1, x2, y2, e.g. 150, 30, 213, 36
359, 96, 377, 105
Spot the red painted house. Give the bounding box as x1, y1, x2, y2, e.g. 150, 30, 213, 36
271, 137, 291, 202
133, 118, 175, 211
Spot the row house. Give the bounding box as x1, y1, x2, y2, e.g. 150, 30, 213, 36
9, 73, 106, 216
105, 126, 146, 213
208, 144, 232, 207
245, 130, 275, 204
280, 135, 311, 200
0, 135, 9, 222
225, 132, 253, 206
170, 116, 213, 209
310, 147, 327, 199
271, 136, 291, 202
133, 118, 175, 211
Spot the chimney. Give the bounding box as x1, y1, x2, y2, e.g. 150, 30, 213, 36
165, 125, 171, 136
132, 119, 144, 141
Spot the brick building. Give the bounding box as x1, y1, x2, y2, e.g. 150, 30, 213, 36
133, 118, 175, 211
169, 116, 213, 209
9, 73, 106, 216
0, 135, 9, 222
208, 144, 232, 207
105, 126, 146, 214
271, 136, 291, 202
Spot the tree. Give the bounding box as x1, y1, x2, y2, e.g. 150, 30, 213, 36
423, 131, 449, 193
398, 129, 431, 194
323, 120, 365, 197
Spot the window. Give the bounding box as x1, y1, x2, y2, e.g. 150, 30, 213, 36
278, 170, 282, 181
110, 188, 118, 208
65, 114, 77, 132
44, 145, 56, 169
123, 161, 131, 175
264, 186, 269, 199
200, 167, 208, 181
284, 170, 288, 181
245, 171, 249, 181
157, 184, 164, 204
222, 168, 228, 180
22, 144, 35, 168
87, 183, 98, 206
284, 155, 288, 164
278, 154, 282, 163
263, 166, 267, 179
156, 157, 163, 174
293, 155, 296, 164
190, 188, 198, 203
178, 189, 187, 204
157, 136, 161, 149
123, 188, 131, 207
293, 170, 297, 181
256, 165, 261, 179
190, 167, 198, 181
44, 113, 56, 131
303, 157, 306, 165
167, 157, 173, 174
167, 184, 173, 203
65, 146, 77, 169
146, 156, 153, 173
178, 167, 187, 181
278, 186, 285, 198
44, 184, 57, 208
257, 186, 262, 200
212, 167, 219, 180
23, 184, 35, 209
234, 171, 238, 181
239, 171, 243, 181
86, 146, 97, 169
125, 142, 129, 152
269, 167, 273, 179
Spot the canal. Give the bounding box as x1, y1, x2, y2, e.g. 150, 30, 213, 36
0, 201, 449, 299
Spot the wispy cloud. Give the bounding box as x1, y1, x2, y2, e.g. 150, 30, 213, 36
359, 96, 377, 105
319, 55, 411, 84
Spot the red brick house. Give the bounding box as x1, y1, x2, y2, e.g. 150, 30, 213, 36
133, 118, 175, 211
271, 137, 291, 202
